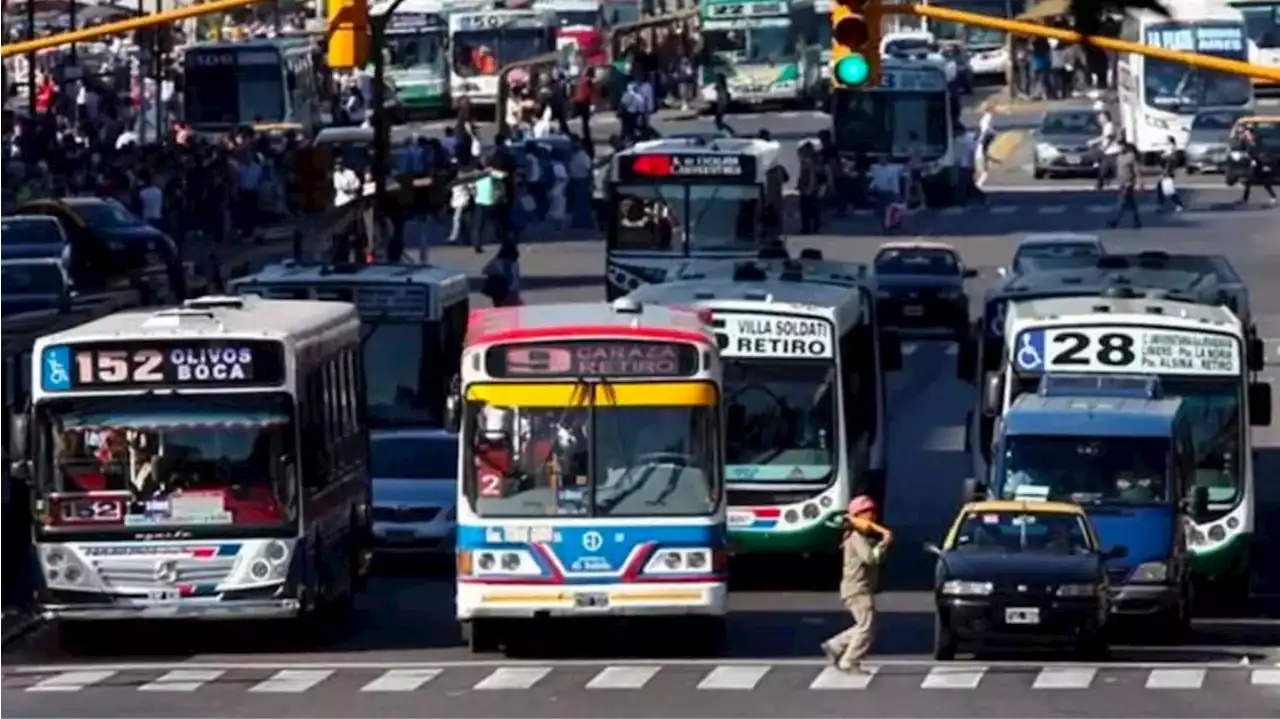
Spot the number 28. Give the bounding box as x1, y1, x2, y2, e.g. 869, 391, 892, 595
1051, 332, 1136, 367
74, 350, 164, 384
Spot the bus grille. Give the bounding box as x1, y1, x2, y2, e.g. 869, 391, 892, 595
91, 557, 239, 590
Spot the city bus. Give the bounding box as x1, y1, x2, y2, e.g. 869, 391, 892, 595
1229, 0, 1280, 94
374, 0, 452, 116
627, 255, 900, 560
182, 38, 324, 136
1117, 0, 1255, 160
448, 3, 558, 110
604, 137, 787, 300
698, 0, 816, 108
230, 262, 470, 429
830, 58, 961, 205
999, 297, 1269, 607
12, 295, 371, 633
449, 298, 728, 653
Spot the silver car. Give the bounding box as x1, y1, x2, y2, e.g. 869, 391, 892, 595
370, 428, 459, 555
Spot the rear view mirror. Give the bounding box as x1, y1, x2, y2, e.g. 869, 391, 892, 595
981, 371, 1004, 417
444, 375, 463, 433
1248, 336, 1264, 371
1249, 382, 1271, 427
8, 413, 29, 462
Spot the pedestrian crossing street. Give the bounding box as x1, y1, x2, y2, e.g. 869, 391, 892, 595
6, 663, 1278, 695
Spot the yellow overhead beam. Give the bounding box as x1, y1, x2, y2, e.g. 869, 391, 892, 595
1, 0, 267, 59
887, 4, 1280, 84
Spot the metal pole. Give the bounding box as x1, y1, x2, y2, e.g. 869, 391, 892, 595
154, 0, 164, 141
68, 0, 78, 66
272, 0, 282, 35
370, 16, 388, 264
24, 0, 35, 117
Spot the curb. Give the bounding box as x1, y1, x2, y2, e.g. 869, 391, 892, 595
1, 612, 41, 646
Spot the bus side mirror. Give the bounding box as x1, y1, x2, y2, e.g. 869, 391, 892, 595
1248, 336, 1264, 371
955, 335, 976, 384
880, 330, 903, 372
1250, 382, 1272, 427
923, 542, 943, 557
8, 414, 29, 462
445, 394, 462, 433
981, 371, 1003, 417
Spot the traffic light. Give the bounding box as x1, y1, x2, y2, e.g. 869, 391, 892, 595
328, 0, 370, 70
831, 0, 882, 88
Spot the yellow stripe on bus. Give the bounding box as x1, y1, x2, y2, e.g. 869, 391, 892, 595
466, 382, 718, 407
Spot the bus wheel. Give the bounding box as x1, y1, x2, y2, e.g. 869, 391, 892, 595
463, 619, 502, 653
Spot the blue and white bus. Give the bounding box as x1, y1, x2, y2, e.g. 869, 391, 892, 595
448, 299, 729, 653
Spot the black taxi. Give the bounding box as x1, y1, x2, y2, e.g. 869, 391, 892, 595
926, 500, 1125, 660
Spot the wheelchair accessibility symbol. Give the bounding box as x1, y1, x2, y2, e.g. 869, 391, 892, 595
1015, 330, 1046, 371
41, 346, 72, 392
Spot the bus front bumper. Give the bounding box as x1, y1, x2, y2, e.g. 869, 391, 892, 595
42, 598, 302, 622
457, 581, 727, 620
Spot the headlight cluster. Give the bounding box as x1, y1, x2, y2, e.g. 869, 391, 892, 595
42, 546, 98, 591
241, 539, 292, 586
461, 549, 545, 578
642, 548, 716, 576
942, 580, 993, 596
1128, 561, 1168, 583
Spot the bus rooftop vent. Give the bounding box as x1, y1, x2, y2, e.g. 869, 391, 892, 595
1039, 373, 1161, 400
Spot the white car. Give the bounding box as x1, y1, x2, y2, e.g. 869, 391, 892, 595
880, 31, 958, 84
370, 428, 460, 556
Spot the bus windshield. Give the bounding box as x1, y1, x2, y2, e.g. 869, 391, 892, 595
466, 394, 719, 518
832, 87, 950, 159
184, 52, 287, 126
1239, 6, 1280, 48
387, 32, 446, 72
363, 322, 437, 428
724, 360, 837, 483
1143, 22, 1253, 110
1000, 435, 1172, 506
1162, 378, 1242, 505
611, 184, 763, 253
452, 27, 547, 76
36, 394, 296, 533
704, 25, 796, 63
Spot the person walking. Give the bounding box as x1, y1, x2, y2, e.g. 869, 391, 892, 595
821, 495, 893, 673
1156, 136, 1185, 213
1107, 141, 1144, 229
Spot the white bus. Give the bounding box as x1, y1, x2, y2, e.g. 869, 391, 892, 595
374, 0, 452, 116
13, 295, 371, 633
1117, 0, 1255, 160
1230, 0, 1280, 93
627, 255, 900, 560
604, 137, 788, 300
448, 4, 558, 109
182, 39, 323, 135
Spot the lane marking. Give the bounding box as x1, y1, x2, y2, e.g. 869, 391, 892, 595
26, 670, 117, 693
1249, 669, 1280, 685
1032, 666, 1097, 689
585, 665, 661, 689
989, 205, 1019, 214
1037, 205, 1067, 214
696, 665, 770, 690
139, 669, 225, 693
921, 665, 987, 689
248, 669, 335, 693
1145, 668, 1206, 689
360, 668, 443, 692
809, 665, 878, 689
987, 131, 1028, 162
473, 667, 551, 690
1087, 205, 1113, 214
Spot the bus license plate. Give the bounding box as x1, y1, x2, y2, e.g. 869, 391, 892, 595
728, 511, 754, 527
1005, 607, 1040, 625
574, 592, 609, 609
147, 588, 181, 602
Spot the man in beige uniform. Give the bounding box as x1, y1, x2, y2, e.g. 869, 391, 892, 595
822, 495, 892, 673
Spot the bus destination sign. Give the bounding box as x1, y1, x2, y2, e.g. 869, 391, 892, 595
40, 340, 287, 392
621, 153, 756, 184
486, 341, 701, 378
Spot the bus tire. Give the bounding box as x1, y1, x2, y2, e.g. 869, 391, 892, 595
463, 619, 501, 653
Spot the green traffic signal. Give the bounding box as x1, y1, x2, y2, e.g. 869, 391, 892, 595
834, 53, 870, 86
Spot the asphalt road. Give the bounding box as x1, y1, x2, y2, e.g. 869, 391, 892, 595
5, 93, 1280, 718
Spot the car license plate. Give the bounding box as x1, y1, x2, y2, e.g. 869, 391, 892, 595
728, 511, 754, 527
574, 592, 609, 609
902, 305, 924, 317
1005, 607, 1040, 625
385, 529, 417, 542
1063, 154, 1082, 164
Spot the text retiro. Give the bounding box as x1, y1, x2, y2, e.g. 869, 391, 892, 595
730, 316, 832, 357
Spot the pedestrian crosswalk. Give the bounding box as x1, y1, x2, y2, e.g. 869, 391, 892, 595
845, 201, 1260, 218
5, 663, 1277, 695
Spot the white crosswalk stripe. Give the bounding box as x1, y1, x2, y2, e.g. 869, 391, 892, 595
360, 669, 442, 692
989, 205, 1019, 214
1087, 204, 1113, 214
248, 669, 335, 693
26, 670, 117, 692
696, 665, 770, 690
7, 664, 1274, 694
473, 667, 552, 690
1037, 205, 1067, 214
585, 666, 661, 689
139, 669, 225, 693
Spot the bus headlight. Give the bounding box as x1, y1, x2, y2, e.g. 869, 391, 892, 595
464, 549, 545, 578
643, 549, 715, 576
41, 546, 97, 591
1129, 561, 1168, 583
1207, 525, 1227, 542
941, 580, 992, 596
249, 559, 272, 581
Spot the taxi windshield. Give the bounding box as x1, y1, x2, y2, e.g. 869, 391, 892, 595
1000, 435, 1172, 506
951, 511, 1095, 554
1012, 243, 1102, 273
464, 384, 719, 518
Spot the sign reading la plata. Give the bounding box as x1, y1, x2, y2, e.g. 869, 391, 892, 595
1013, 325, 1241, 376
717, 313, 833, 359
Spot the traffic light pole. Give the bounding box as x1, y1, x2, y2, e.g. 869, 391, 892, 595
885, 3, 1280, 84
